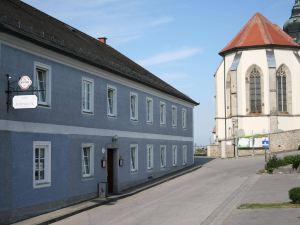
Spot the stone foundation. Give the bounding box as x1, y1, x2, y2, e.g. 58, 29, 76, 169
208, 129, 300, 158
207, 144, 221, 158
270, 129, 300, 152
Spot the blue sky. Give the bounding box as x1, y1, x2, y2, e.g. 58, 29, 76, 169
23, 0, 295, 145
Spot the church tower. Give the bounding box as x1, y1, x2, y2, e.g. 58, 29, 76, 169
211, 12, 300, 158
284, 0, 300, 43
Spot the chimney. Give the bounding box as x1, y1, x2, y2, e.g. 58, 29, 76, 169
98, 37, 107, 44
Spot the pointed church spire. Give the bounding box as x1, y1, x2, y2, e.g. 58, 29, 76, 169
220, 13, 298, 55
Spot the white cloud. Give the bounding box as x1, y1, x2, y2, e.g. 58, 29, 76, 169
138, 47, 202, 66
22, 0, 174, 46
160, 72, 189, 82
149, 16, 174, 27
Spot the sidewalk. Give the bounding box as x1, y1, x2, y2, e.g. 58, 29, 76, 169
223, 173, 300, 225
13, 163, 204, 225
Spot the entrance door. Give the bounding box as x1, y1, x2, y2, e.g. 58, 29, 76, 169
107, 150, 114, 194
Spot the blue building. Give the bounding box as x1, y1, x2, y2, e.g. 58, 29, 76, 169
0, 0, 198, 223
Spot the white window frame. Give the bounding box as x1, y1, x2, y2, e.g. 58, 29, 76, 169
130, 144, 138, 172
160, 145, 167, 168
182, 145, 187, 165
82, 77, 94, 114
172, 145, 177, 166
130, 92, 138, 121
107, 85, 117, 117
182, 108, 187, 129
172, 105, 177, 127
33, 141, 51, 188
160, 101, 166, 125
146, 97, 153, 124
81, 143, 95, 178
146, 144, 154, 170
34, 62, 51, 107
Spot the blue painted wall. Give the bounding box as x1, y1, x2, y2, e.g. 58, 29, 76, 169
0, 44, 193, 137
0, 42, 195, 223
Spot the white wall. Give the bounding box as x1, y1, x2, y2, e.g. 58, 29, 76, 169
214, 48, 300, 141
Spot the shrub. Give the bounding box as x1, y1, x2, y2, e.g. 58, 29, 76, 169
265, 155, 288, 171
298, 145, 300, 150
283, 155, 300, 170
267, 168, 274, 174
289, 187, 300, 204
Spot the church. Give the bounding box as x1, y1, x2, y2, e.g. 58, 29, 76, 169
210, 1, 300, 157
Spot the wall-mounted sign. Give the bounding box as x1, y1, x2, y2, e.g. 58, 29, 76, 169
18, 75, 32, 90
12, 95, 38, 109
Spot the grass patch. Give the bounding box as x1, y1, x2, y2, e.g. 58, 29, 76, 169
238, 202, 300, 209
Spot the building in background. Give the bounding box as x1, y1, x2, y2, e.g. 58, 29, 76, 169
0, 0, 198, 223
209, 1, 300, 157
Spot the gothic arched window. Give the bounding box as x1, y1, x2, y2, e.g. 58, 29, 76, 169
276, 66, 287, 112
249, 67, 262, 113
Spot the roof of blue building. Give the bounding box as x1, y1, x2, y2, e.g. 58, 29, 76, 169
0, 0, 199, 105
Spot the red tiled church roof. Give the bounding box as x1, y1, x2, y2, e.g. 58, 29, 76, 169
220, 13, 299, 55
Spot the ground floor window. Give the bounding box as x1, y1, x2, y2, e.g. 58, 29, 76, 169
182, 145, 187, 165
82, 144, 94, 177
130, 144, 138, 172
160, 145, 167, 168
33, 141, 51, 188
147, 144, 154, 170
172, 145, 177, 166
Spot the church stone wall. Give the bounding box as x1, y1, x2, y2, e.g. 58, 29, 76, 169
207, 144, 221, 158
270, 129, 300, 152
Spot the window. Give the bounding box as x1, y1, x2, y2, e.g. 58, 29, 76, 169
160, 102, 166, 125
182, 145, 187, 165
172, 105, 177, 127
172, 145, 177, 166
107, 85, 117, 117
82, 78, 94, 113
249, 68, 262, 113
130, 144, 138, 172
34, 62, 51, 106
146, 97, 153, 123
182, 108, 187, 129
147, 144, 154, 170
160, 145, 167, 168
33, 141, 51, 188
82, 144, 94, 177
276, 66, 287, 112
130, 92, 138, 121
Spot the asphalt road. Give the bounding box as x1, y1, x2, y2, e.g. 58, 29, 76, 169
53, 156, 265, 225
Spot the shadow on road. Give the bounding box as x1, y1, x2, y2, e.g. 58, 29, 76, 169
194, 156, 215, 166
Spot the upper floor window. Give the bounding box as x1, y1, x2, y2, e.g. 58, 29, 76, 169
130, 144, 138, 172
130, 92, 138, 121
34, 62, 51, 106
249, 67, 262, 113
182, 108, 187, 129
172, 105, 177, 127
147, 144, 154, 170
276, 66, 287, 112
82, 143, 94, 177
33, 141, 51, 188
82, 78, 94, 113
107, 85, 117, 117
146, 97, 153, 123
160, 145, 167, 168
160, 101, 166, 125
